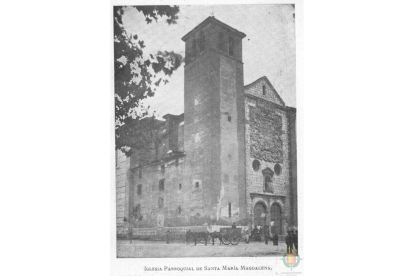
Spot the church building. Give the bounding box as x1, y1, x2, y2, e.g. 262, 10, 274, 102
116, 16, 297, 237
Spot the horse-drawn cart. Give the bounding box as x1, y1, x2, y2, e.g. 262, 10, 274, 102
220, 227, 242, 245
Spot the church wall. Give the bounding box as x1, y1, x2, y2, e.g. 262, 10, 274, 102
244, 95, 292, 228
286, 108, 297, 225
131, 156, 194, 228
116, 150, 131, 236
115, 18, 297, 235
183, 49, 221, 223
217, 54, 242, 223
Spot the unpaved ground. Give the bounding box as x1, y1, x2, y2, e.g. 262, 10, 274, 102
117, 240, 288, 258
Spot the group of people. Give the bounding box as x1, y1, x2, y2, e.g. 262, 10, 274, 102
285, 230, 298, 254
246, 224, 298, 255
165, 222, 298, 254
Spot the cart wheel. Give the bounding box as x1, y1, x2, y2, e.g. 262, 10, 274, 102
230, 233, 240, 245
222, 234, 231, 245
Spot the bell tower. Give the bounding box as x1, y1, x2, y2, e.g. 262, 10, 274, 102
181, 17, 247, 223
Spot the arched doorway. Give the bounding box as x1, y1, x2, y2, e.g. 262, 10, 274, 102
270, 203, 282, 235
253, 202, 267, 227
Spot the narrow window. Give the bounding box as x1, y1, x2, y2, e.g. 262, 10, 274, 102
228, 202, 232, 217
158, 197, 164, 208
198, 31, 205, 52
218, 32, 224, 51
161, 164, 165, 174
229, 36, 234, 56
159, 179, 165, 191
192, 39, 197, 57
264, 176, 271, 191
228, 115, 232, 122
136, 204, 142, 220
138, 170, 142, 179
263, 85, 266, 95
134, 204, 141, 219
179, 183, 182, 190
195, 181, 199, 188
137, 184, 142, 195
178, 205, 182, 214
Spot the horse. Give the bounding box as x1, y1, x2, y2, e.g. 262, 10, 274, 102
209, 231, 223, 245
185, 230, 208, 245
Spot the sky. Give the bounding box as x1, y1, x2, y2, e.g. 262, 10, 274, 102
122, 4, 296, 118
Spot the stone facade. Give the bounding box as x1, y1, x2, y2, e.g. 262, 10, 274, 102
116, 17, 297, 237
244, 77, 296, 235
116, 150, 131, 235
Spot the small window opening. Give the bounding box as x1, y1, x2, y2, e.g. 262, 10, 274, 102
192, 39, 197, 57
228, 202, 232, 217
159, 179, 165, 191
137, 184, 142, 195
228, 115, 232, 122
195, 181, 199, 188
133, 204, 141, 220
138, 170, 142, 179
198, 31, 205, 52
252, 159, 261, 171
179, 183, 182, 190
264, 176, 271, 191
229, 36, 234, 56
178, 205, 182, 214
218, 32, 224, 51
263, 85, 266, 95
274, 164, 282, 175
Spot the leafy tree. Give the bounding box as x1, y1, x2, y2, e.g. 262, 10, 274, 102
114, 6, 183, 156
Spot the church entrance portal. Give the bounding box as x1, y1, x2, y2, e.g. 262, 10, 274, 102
270, 203, 282, 235
253, 202, 266, 227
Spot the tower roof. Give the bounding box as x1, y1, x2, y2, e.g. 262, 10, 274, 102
182, 16, 246, 42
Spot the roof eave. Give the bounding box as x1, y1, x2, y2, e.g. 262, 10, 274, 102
182, 16, 246, 42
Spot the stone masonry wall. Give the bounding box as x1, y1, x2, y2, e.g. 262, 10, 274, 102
132, 156, 189, 228
116, 150, 130, 233
217, 55, 242, 223
244, 79, 293, 229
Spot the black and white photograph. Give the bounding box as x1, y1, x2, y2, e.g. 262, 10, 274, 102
113, 3, 300, 261
4, 1, 414, 276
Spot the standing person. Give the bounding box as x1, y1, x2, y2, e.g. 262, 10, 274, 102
232, 222, 236, 229
128, 223, 133, 244
251, 225, 259, 241
286, 231, 293, 254
244, 230, 250, 244
273, 232, 278, 247
264, 224, 269, 245
270, 221, 277, 245
293, 230, 298, 255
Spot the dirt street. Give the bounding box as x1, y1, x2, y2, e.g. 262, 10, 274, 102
117, 240, 287, 258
